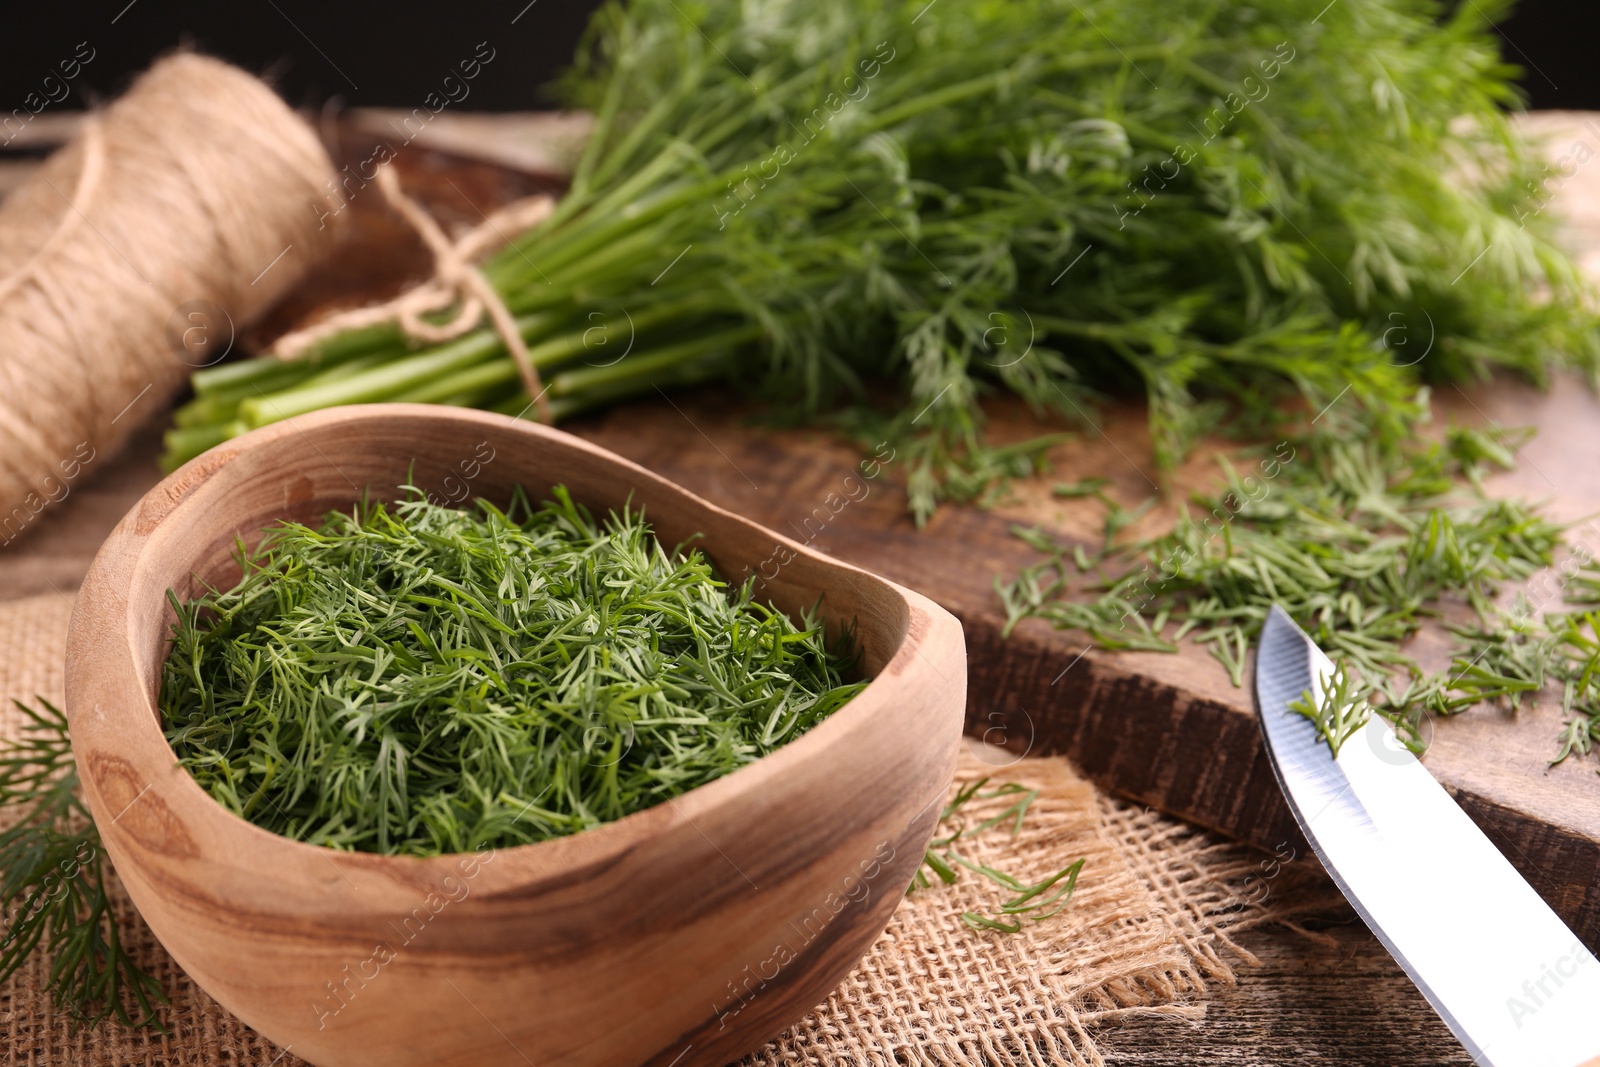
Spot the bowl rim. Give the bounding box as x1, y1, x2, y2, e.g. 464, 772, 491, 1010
67, 403, 961, 891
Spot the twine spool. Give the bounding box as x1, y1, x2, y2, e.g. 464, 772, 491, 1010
0, 53, 337, 543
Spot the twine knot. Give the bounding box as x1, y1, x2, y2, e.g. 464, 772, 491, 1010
271, 163, 555, 422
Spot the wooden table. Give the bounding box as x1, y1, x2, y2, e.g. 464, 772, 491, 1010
14, 108, 1600, 1064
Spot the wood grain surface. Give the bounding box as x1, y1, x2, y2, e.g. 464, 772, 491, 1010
12, 109, 1600, 1062
1092, 914, 1476, 1065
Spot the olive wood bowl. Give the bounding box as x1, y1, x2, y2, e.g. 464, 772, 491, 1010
64, 404, 966, 1067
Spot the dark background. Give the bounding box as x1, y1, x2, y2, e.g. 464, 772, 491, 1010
0, 1, 1593, 114
0, 2, 605, 119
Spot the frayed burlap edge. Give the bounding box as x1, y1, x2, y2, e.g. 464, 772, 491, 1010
2, 592, 1329, 1067
739, 745, 1335, 1067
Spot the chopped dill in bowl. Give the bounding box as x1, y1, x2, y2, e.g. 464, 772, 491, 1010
159, 485, 864, 856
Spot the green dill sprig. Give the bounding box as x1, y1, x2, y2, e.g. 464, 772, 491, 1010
912, 776, 1083, 933
1288, 663, 1372, 757
0, 699, 166, 1030
160, 486, 865, 856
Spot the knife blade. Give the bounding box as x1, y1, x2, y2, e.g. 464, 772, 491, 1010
1253, 604, 1600, 1067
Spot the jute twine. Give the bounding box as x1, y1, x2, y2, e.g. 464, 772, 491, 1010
0, 53, 336, 543
267, 166, 557, 421
0, 591, 1333, 1067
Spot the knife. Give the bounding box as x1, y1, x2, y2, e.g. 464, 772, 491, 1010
1253, 604, 1600, 1067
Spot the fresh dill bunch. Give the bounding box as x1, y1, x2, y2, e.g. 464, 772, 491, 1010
0, 699, 166, 1030
164, 0, 1596, 525
159, 485, 865, 856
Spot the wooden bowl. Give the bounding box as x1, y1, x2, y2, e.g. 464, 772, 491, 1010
64, 404, 965, 1067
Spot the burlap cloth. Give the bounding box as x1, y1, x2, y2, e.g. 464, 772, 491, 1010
0, 592, 1327, 1066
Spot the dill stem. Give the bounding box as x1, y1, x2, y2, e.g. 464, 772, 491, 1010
390, 306, 719, 405
191, 322, 405, 396
564, 42, 631, 202
163, 421, 244, 464
548, 323, 763, 395
489, 171, 726, 292
500, 223, 681, 314
235, 316, 547, 427
863, 44, 1184, 132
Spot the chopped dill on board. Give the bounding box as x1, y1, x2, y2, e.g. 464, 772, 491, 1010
996, 406, 1600, 760
159, 486, 865, 857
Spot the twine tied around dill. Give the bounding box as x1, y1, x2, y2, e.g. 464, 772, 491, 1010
268, 166, 557, 422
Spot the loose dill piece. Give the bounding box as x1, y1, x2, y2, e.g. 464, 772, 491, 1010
1051, 478, 1112, 500
1438, 605, 1600, 767
160, 486, 865, 857
912, 776, 1083, 933
0, 699, 166, 1030
1288, 663, 1372, 757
